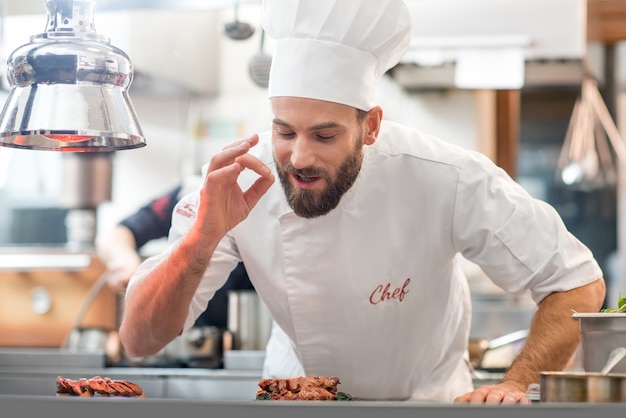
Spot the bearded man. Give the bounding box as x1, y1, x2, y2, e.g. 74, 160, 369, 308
120, 0, 605, 404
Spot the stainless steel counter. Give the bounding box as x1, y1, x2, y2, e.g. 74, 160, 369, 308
0, 347, 263, 400
0, 347, 504, 400
0, 366, 263, 400
0, 350, 624, 418
1, 395, 626, 418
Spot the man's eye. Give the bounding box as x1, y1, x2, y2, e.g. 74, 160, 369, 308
277, 131, 295, 138
316, 134, 335, 141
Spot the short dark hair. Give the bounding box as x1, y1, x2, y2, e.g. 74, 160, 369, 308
356, 109, 368, 124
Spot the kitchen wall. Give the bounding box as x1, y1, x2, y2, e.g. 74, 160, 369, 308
2, 2, 587, 342
0, 4, 479, 250
0, 4, 480, 239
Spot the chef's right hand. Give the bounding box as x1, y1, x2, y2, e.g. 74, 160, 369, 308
195, 135, 275, 240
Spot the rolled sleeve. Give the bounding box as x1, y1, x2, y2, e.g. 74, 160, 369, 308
452, 152, 603, 304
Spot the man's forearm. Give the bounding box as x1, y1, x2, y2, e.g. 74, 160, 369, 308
119, 226, 219, 357
501, 278, 606, 392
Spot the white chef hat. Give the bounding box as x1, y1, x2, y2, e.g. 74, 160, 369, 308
262, 0, 413, 111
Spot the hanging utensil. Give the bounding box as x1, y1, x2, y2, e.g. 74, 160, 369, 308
556, 76, 626, 191
223, 0, 255, 41
248, 29, 272, 88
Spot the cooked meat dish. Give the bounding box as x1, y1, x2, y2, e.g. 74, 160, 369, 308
256, 376, 342, 400
56, 375, 145, 397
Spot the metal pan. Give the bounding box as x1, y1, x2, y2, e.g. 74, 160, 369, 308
540, 371, 626, 402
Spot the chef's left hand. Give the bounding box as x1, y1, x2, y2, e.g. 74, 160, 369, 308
453, 382, 530, 405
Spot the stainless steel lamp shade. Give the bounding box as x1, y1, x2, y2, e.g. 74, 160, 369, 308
0, 0, 146, 152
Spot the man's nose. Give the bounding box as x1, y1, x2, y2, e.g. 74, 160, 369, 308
290, 137, 316, 169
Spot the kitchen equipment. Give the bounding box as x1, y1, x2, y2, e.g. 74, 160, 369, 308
60, 153, 113, 209
0, 0, 145, 152
62, 270, 113, 346
65, 327, 121, 366
600, 347, 626, 375
123, 327, 224, 369
572, 312, 626, 373
540, 371, 626, 402
223, 349, 265, 371
468, 329, 529, 370
223, 0, 255, 41
556, 77, 626, 191
540, 344, 626, 402
227, 290, 272, 351
0, 347, 106, 368
0, 248, 117, 347
162, 326, 223, 368
541, 350, 626, 403
248, 29, 272, 88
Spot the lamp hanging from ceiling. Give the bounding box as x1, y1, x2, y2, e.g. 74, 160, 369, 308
0, 0, 146, 152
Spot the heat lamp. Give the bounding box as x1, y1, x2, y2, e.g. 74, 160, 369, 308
0, 0, 145, 152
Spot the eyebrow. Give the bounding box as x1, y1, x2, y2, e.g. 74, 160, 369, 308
272, 118, 344, 131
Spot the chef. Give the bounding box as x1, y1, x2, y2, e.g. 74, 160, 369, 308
120, 0, 605, 403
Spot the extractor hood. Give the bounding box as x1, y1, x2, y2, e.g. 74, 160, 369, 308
392, 0, 587, 90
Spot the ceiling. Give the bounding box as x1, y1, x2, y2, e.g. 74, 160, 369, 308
2, 0, 260, 15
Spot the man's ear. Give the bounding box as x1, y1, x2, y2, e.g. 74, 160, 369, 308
364, 106, 383, 145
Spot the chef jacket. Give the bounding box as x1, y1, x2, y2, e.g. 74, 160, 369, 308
131, 120, 602, 402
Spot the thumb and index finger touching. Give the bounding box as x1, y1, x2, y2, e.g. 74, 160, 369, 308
205, 134, 275, 210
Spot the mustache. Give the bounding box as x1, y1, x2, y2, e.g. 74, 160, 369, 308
283, 163, 325, 178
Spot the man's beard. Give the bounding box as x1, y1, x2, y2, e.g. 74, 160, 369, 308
275, 136, 364, 219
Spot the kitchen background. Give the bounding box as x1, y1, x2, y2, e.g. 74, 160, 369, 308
0, 0, 624, 353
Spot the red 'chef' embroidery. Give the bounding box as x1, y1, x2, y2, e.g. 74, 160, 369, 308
369, 278, 410, 305
175, 203, 197, 219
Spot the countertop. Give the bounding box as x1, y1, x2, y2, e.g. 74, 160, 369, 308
2, 395, 626, 418
0, 365, 264, 400
0, 347, 507, 402
0, 347, 568, 417
0, 358, 624, 417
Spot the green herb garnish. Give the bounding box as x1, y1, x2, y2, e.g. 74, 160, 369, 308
335, 391, 358, 401
600, 293, 626, 313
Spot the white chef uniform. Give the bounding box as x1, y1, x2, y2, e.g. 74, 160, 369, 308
129, 0, 603, 402
134, 120, 602, 402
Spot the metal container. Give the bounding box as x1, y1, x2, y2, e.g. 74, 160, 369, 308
163, 326, 223, 368
66, 327, 121, 366
573, 313, 626, 373
227, 290, 272, 351
60, 153, 113, 208
540, 371, 626, 402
